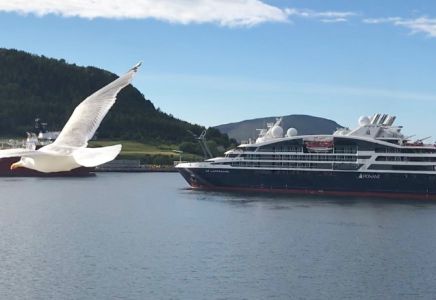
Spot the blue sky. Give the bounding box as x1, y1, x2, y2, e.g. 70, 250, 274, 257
1, 0, 436, 138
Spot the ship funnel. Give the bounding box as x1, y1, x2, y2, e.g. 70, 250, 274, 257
370, 113, 381, 124
382, 115, 391, 126
387, 116, 396, 126
383, 115, 396, 126
378, 114, 388, 125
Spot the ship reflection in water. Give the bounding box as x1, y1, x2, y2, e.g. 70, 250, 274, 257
1, 173, 436, 299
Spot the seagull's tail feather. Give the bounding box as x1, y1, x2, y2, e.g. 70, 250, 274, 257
73, 144, 122, 167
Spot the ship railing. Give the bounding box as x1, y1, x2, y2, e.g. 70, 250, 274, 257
174, 160, 189, 166
242, 155, 358, 162
231, 161, 364, 171
333, 148, 357, 154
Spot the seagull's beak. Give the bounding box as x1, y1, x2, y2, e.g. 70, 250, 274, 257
10, 162, 23, 170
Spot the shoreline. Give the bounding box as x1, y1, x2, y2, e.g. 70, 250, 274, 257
95, 167, 177, 173
96, 159, 178, 172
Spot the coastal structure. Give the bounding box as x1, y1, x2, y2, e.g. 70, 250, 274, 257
177, 114, 436, 198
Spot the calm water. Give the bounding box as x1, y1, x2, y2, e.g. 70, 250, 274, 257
1, 173, 436, 299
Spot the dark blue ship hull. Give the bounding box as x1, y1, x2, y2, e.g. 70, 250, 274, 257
178, 167, 436, 199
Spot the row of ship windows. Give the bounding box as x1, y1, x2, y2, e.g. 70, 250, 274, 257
228, 154, 436, 162
256, 147, 358, 154
257, 147, 303, 153
239, 146, 436, 154
228, 162, 361, 170
229, 154, 367, 162
225, 162, 435, 171
368, 164, 436, 171
376, 156, 436, 162
375, 148, 436, 154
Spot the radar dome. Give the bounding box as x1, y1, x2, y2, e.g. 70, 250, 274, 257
256, 137, 265, 144
271, 125, 283, 138
334, 128, 350, 136
358, 116, 370, 126
286, 128, 298, 137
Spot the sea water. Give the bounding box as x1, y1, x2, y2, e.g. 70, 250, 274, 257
1, 173, 436, 299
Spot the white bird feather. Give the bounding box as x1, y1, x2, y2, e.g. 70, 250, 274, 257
47, 62, 141, 149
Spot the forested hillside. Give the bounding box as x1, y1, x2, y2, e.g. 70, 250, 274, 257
0, 48, 235, 152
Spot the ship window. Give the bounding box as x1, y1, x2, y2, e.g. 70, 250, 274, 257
357, 156, 371, 160
368, 164, 434, 171
392, 165, 434, 171
368, 164, 392, 170
375, 156, 436, 162
309, 163, 333, 169
334, 147, 357, 154
408, 157, 436, 162
333, 163, 362, 170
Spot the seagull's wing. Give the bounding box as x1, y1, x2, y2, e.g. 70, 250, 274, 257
72, 144, 122, 167
50, 62, 141, 149
0, 148, 48, 158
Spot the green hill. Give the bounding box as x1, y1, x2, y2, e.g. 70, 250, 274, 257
0, 48, 236, 155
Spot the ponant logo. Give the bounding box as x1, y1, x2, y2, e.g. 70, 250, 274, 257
358, 173, 381, 179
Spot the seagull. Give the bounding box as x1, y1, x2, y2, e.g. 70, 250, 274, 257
0, 62, 141, 173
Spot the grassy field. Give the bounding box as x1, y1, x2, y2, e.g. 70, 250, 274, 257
0, 138, 204, 165
89, 140, 202, 163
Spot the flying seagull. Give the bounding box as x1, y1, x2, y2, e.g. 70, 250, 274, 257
0, 62, 141, 173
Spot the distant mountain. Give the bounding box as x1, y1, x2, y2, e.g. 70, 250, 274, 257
0, 48, 235, 152
215, 114, 343, 142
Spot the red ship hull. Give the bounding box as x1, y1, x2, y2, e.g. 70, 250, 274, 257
0, 157, 95, 177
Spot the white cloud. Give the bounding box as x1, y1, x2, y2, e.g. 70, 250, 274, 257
285, 8, 356, 23
362, 17, 401, 24
364, 16, 436, 37
399, 17, 436, 37
0, 0, 357, 27
0, 0, 288, 27
320, 18, 348, 23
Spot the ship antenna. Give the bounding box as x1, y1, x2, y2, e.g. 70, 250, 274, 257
187, 130, 213, 160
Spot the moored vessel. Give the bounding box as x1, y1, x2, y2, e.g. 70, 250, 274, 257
0, 133, 95, 177
176, 114, 436, 199
0, 63, 141, 177
0, 125, 94, 177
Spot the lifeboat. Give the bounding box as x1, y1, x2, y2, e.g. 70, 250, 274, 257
304, 139, 334, 153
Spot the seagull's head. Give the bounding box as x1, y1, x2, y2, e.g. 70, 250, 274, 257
10, 157, 34, 170
10, 161, 24, 170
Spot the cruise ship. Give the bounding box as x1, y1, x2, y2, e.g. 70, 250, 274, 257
176, 114, 436, 199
